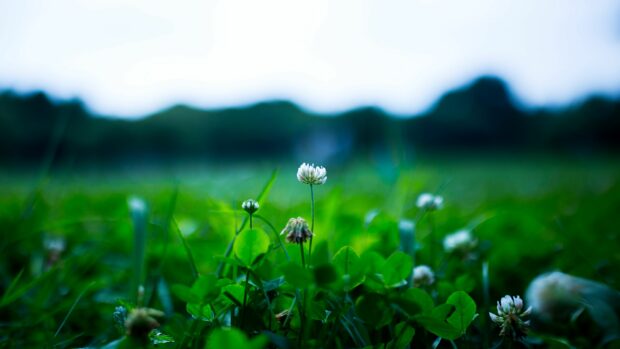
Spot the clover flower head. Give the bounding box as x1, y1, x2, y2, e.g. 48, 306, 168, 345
241, 199, 259, 215
443, 229, 477, 253
281, 217, 313, 244
489, 295, 532, 339
525, 271, 620, 340
413, 265, 435, 287
297, 163, 327, 185
113, 306, 128, 333
125, 307, 165, 338
44, 236, 66, 254
128, 196, 147, 214
416, 193, 443, 211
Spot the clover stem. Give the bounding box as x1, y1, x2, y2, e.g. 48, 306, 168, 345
308, 184, 315, 265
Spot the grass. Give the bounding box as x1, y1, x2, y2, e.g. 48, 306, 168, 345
0, 157, 619, 348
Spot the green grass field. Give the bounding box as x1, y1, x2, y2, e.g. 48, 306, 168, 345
1, 158, 619, 348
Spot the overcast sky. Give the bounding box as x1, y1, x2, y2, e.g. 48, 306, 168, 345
1, 0, 619, 117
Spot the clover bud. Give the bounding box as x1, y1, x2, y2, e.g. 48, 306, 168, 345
242, 199, 259, 215
416, 193, 443, 211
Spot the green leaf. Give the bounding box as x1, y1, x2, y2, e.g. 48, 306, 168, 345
222, 284, 245, 306
313, 264, 339, 288
414, 315, 461, 340
388, 322, 415, 349
382, 251, 413, 287
359, 251, 385, 275
187, 303, 215, 321
205, 328, 267, 349
431, 304, 454, 320
191, 274, 221, 303
393, 288, 434, 316
234, 228, 270, 267
332, 246, 361, 275
454, 275, 475, 293
149, 330, 175, 344
171, 284, 200, 304
279, 261, 314, 288
332, 246, 364, 290
446, 291, 477, 335
355, 293, 394, 329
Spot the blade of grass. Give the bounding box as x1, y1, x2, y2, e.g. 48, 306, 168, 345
1, 268, 57, 308
129, 197, 148, 303
149, 185, 179, 307
1, 269, 24, 304
172, 218, 199, 281
21, 110, 69, 219
54, 282, 95, 338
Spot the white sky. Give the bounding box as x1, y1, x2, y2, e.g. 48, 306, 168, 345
1, 0, 619, 117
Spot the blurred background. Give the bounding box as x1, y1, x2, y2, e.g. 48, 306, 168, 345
0, 0, 619, 170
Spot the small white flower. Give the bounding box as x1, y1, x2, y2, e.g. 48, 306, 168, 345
128, 196, 147, 214
443, 229, 477, 253
398, 219, 415, 233
416, 193, 443, 211
489, 295, 532, 339
297, 163, 327, 185
44, 236, 66, 253
241, 199, 259, 214
412, 265, 435, 287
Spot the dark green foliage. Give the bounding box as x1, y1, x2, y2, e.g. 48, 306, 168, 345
0, 161, 619, 348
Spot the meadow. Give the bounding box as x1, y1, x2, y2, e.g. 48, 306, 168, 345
1, 157, 619, 348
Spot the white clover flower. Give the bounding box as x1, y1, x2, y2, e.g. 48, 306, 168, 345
297, 163, 327, 185
44, 236, 66, 253
398, 219, 415, 233
526, 271, 620, 343
412, 265, 435, 287
489, 295, 532, 339
128, 196, 147, 214
241, 199, 259, 215
443, 229, 477, 253
281, 217, 313, 244
416, 193, 443, 211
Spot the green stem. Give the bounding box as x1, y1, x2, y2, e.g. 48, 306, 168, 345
428, 213, 436, 268
309, 184, 315, 265
177, 318, 199, 349
299, 241, 307, 346
482, 261, 490, 349
249, 214, 253, 229
241, 270, 250, 330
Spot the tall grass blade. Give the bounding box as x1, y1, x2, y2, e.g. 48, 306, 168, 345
129, 196, 148, 303
54, 282, 95, 338
172, 218, 199, 281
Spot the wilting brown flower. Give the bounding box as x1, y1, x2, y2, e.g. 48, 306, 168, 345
125, 307, 165, 338
281, 217, 313, 244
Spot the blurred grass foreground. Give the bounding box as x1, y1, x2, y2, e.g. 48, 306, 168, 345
1, 75, 620, 348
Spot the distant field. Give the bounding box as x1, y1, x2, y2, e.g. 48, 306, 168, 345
1, 157, 619, 347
